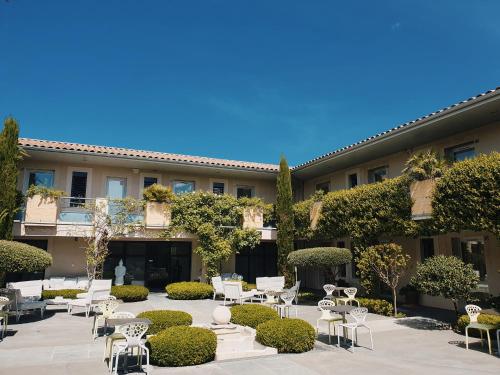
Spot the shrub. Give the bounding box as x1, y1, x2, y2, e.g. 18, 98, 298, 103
456, 314, 500, 335
230, 304, 280, 328
357, 298, 394, 317
143, 183, 174, 203
402, 150, 447, 181
25, 185, 65, 199
256, 319, 315, 353
42, 289, 80, 300
0, 240, 52, 284
137, 310, 192, 335
111, 285, 149, 302
148, 326, 217, 367
165, 281, 213, 300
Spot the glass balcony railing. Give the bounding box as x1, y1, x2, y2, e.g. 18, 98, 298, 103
58, 197, 94, 223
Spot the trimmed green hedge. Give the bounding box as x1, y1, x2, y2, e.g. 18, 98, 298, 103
148, 326, 217, 367
165, 282, 213, 300
256, 318, 315, 353
357, 298, 394, 317
0, 240, 52, 274
230, 304, 280, 328
137, 310, 192, 335
456, 313, 500, 335
42, 289, 80, 300
288, 247, 352, 269
111, 285, 149, 302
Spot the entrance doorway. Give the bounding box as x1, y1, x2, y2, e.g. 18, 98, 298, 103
235, 242, 277, 283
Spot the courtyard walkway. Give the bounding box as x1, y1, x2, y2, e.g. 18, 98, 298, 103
0, 293, 498, 375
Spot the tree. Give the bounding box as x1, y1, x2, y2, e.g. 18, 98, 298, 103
0, 240, 52, 286
287, 247, 352, 284
410, 255, 479, 318
402, 149, 447, 181
276, 155, 295, 286
356, 243, 410, 316
0, 117, 24, 240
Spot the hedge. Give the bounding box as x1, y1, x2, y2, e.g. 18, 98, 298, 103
165, 281, 213, 300
357, 298, 393, 317
456, 314, 500, 335
111, 285, 149, 302
288, 247, 352, 269
148, 326, 217, 367
137, 310, 192, 335
256, 319, 316, 353
230, 304, 280, 328
42, 289, 80, 300
0, 240, 52, 274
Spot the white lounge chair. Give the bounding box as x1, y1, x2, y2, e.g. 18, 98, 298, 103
211, 276, 224, 300
256, 276, 285, 292
223, 281, 255, 305
76, 279, 112, 299
67, 289, 111, 318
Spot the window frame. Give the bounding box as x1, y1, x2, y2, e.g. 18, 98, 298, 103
210, 180, 226, 195
367, 165, 388, 184
23, 169, 56, 192
444, 141, 476, 162
66, 167, 92, 199
315, 181, 330, 194
236, 185, 255, 199
140, 173, 162, 195
172, 180, 196, 195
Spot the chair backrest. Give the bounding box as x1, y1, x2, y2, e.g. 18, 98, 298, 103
350, 307, 368, 323
318, 299, 335, 310
323, 284, 336, 296
117, 322, 149, 347
97, 299, 120, 318
465, 304, 481, 323
211, 276, 224, 293
344, 287, 357, 299
7, 280, 43, 299
89, 279, 112, 292
268, 277, 285, 290
223, 282, 243, 299
110, 311, 135, 319
255, 277, 268, 290
88, 288, 111, 302
280, 291, 295, 306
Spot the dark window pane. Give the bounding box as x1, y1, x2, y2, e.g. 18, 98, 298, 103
213, 182, 225, 195
315, 181, 330, 193
237, 186, 254, 198
70, 171, 87, 206
368, 166, 388, 183
143, 177, 158, 189
420, 238, 434, 262
348, 174, 358, 188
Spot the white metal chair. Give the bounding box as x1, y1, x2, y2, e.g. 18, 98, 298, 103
68, 289, 110, 318
93, 299, 120, 339
110, 322, 149, 375
336, 287, 360, 307
277, 291, 298, 318
222, 282, 255, 305
323, 284, 336, 297
317, 299, 344, 344
76, 279, 112, 299
103, 311, 136, 365
211, 276, 224, 300
496, 329, 500, 357
465, 304, 496, 355
0, 296, 9, 339
336, 307, 373, 352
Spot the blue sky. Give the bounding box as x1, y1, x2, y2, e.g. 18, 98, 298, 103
1, 1, 499, 165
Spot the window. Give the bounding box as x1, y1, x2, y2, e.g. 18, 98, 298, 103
27, 170, 54, 188
315, 181, 330, 194
348, 173, 358, 189
70, 171, 87, 207
452, 238, 487, 282
173, 180, 195, 195
236, 186, 254, 199
368, 166, 388, 183
143, 176, 158, 189
445, 142, 475, 162
212, 182, 225, 195
420, 238, 434, 262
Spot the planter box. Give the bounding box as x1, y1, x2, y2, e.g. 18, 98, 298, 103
243, 207, 263, 229
25, 194, 58, 226
410, 179, 437, 220
145, 202, 171, 228
310, 201, 323, 230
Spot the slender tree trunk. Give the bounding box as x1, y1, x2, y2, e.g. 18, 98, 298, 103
452, 299, 459, 322
392, 288, 398, 316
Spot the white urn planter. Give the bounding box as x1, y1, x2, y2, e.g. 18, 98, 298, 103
212, 306, 231, 325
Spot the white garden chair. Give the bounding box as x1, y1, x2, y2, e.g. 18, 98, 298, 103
323, 284, 336, 297
110, 322, 149, 375
211, 276, 224, 300
465, 304, 496, 355
317, 299, 344, 344
93, 299, 120, 339
67, 289, 110, 318
0, 296, 9, 339
222, 282, 255, 305
336, 307, 373, 352
336, 287, 360, 307
103, 311, 136, 365
277, 291, 298, 318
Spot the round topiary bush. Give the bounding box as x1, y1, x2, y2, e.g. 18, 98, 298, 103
148, 326, 217, 367
256, 318, 316, 353
111, 285, 149, 302
230, 304, 280, 328
41, 289, 80, 300
137, 310, 192, 335
165, 281, 213, 300
0, 240, 52, 281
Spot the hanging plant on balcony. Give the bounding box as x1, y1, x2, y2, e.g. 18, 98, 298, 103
26, 185, 65, 199
143, 183, 175, 203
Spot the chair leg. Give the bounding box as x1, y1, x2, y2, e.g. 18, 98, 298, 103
328, 322, 331, 344
497, 330, 500, 356
337, 327, 341, 348
368, 327, 374, 350
480, 330, 484, 347
486, 331, 492, 355
465, 327, 469, 350
350, 328, 355, 353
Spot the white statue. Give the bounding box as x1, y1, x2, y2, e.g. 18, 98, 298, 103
114, 259, 126, 286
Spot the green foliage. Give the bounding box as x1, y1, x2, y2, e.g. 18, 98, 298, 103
25, 185, 65, 199
111, 285, 149, 302
165, 281, 213, 300
230, 304, 280, 328
402, 150, 447, 181
0, 117, 23, 240
432, 152, 500, 237
148, 326, 217, 367
357, 298, 394, 317
293, 199, 314, 239
288, 247, 352, 283
41, 289, 80, 299
356, 243, 410, 316
410, 255, 479, 316
0, 240, 52, 284
276, 156, 295, 286
256, 318, 316, 353
136, 310, 192, 335
456, 314, 500, 335
167, 192, 262, 279
142, 183, 174, 203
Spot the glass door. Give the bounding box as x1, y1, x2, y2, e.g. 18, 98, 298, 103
106, 177, 127, 217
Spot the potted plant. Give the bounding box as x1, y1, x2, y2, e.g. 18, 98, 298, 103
24, 185, 65, 225
143, 184, 173, 228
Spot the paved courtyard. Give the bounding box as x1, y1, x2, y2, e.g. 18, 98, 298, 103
0, 293, 498, 375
